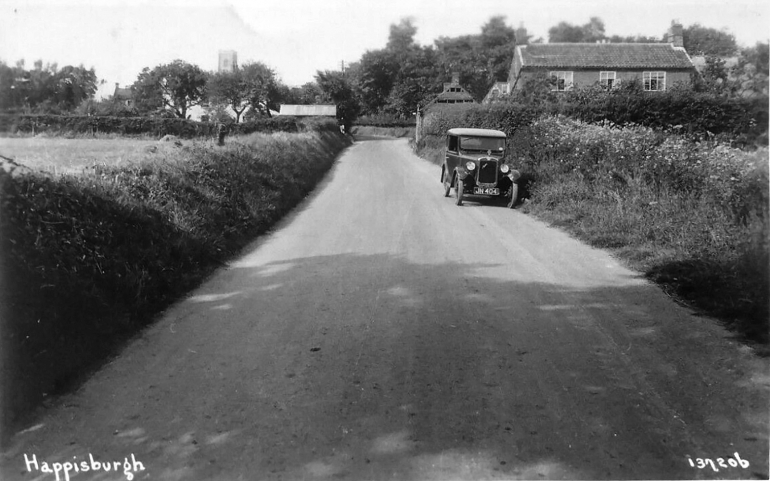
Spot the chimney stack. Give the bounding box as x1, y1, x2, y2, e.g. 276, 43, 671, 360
451, 71, 460, 84
668, 23, 684, 48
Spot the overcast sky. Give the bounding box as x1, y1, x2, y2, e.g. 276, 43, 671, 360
1, 0, 768, 97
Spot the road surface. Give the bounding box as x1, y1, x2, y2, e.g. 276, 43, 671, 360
2, 139, 768, 480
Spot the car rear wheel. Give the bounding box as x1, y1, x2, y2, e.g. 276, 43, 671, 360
507, 183, 518, 209
455, 178, 464, 206
443, 168, 451, 197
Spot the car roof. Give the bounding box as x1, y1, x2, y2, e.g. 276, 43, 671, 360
447, 128, 506, 138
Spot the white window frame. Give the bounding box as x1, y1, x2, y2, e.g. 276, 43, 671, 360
600, 71, 617, 89
643, 71, 666, 91
549, 71, 573, 91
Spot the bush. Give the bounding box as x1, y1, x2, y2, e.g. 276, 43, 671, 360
0, 114, 340, 138
513, 81, 769, 147
516, 116, 769, 344
0, 130, 351, 437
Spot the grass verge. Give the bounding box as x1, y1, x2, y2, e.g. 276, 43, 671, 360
0, 128, 351, 442
416, 116, 768, 350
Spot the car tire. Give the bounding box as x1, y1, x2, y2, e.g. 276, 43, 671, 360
507, 183, 518, 209
455, 177, 464, 206
443, 168, 451, 197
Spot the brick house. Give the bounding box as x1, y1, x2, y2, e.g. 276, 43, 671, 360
484, 24, 696, 101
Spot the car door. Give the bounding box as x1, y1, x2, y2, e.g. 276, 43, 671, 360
444, 135, 460, 183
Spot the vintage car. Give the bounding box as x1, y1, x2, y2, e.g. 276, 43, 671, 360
441, 128, 520, 207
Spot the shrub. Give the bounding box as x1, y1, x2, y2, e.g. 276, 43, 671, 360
0, 114, 340, 138
0, 130, 351, 435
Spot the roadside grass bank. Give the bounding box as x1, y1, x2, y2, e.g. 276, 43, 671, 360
416, 115, 768, 349
0, 126, 351, 441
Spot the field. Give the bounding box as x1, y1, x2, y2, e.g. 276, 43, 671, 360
0, 136, 172, 174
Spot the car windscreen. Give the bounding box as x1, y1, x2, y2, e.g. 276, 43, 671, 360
459, 136, 505, 152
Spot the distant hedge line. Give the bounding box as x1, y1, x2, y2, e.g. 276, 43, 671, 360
0, 114, 340, 138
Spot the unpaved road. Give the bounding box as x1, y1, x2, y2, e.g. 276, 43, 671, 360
2, 139, 768, 480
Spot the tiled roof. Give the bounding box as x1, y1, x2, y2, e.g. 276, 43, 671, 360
518, 43, 695, 69
278, 105, 337, 116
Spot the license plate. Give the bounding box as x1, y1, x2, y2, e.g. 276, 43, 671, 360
473, 187, 499, 195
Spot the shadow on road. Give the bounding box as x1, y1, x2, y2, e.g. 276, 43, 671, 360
5, 250, 766, 480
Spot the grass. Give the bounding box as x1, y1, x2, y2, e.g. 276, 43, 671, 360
416, 117, 769, 350
0, 126, 351, 441
0, 136, 159, 174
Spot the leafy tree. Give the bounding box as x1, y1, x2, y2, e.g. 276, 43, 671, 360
132, 60, 208, 118
315, 70, 360, 128
696, 56, 731, 93
731, 42, 769, 98
682, 23, 738, 56
385, 46, 441, 117
514, 24, 532, 46
356, 49, 399, 114
548, 17, 606, 43
480, 16, 517, 81
387, 17, 418, 52
607, 34, 662, 43
52, 65, 97, 110
0, 60, 96, 113
241, 62, 280, 117
207, 69, 249, 122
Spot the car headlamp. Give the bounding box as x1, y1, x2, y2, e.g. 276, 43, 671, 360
465, 161, 476, 171
500, 164, 511, 174
510, 169, 521, 181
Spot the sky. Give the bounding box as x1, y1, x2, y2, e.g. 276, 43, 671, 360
1, 0, 768, 98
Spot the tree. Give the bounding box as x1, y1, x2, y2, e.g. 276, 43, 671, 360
480, 16, 517, 82
132, 60, 208, 118
0, 60, 96, 113
548, 17, 606, 43
207, 69, 249, 122
387, 17, 418, 52
515, 24, 532, 46
682, 24, 738, 56
731, 42, 769, 98
607, 34, 662, 43
52, 65, 97, 110
356, 49, 399, 114
315, 70, 360, 128
241, 62, 280, 117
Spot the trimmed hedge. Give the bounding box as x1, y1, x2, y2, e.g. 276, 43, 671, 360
0, 114, 339, 138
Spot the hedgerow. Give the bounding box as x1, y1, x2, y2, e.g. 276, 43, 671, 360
515, 116, 769, 344
0, 128, 351, 436
415, 110, 768, 346
0, 114, 336, 138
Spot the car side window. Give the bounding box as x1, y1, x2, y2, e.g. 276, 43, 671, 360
447, 136, 458, 153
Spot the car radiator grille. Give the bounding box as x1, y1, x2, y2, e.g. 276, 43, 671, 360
477, 160, 498, 184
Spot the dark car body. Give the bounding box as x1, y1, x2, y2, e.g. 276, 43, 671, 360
441, 128, 520, 207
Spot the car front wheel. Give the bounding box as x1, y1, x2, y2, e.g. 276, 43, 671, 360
443, 169, 451, 197
455, 178, 464, 206
507, 183, 518, 209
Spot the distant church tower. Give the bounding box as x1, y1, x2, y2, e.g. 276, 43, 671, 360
218, 50, 238, 73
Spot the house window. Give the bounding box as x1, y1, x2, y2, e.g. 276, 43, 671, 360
643, 71, 666, 91
600, 71, 616, 89
549, 71, 573, 91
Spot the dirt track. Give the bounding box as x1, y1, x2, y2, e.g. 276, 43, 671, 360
1, 139, 768, 480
